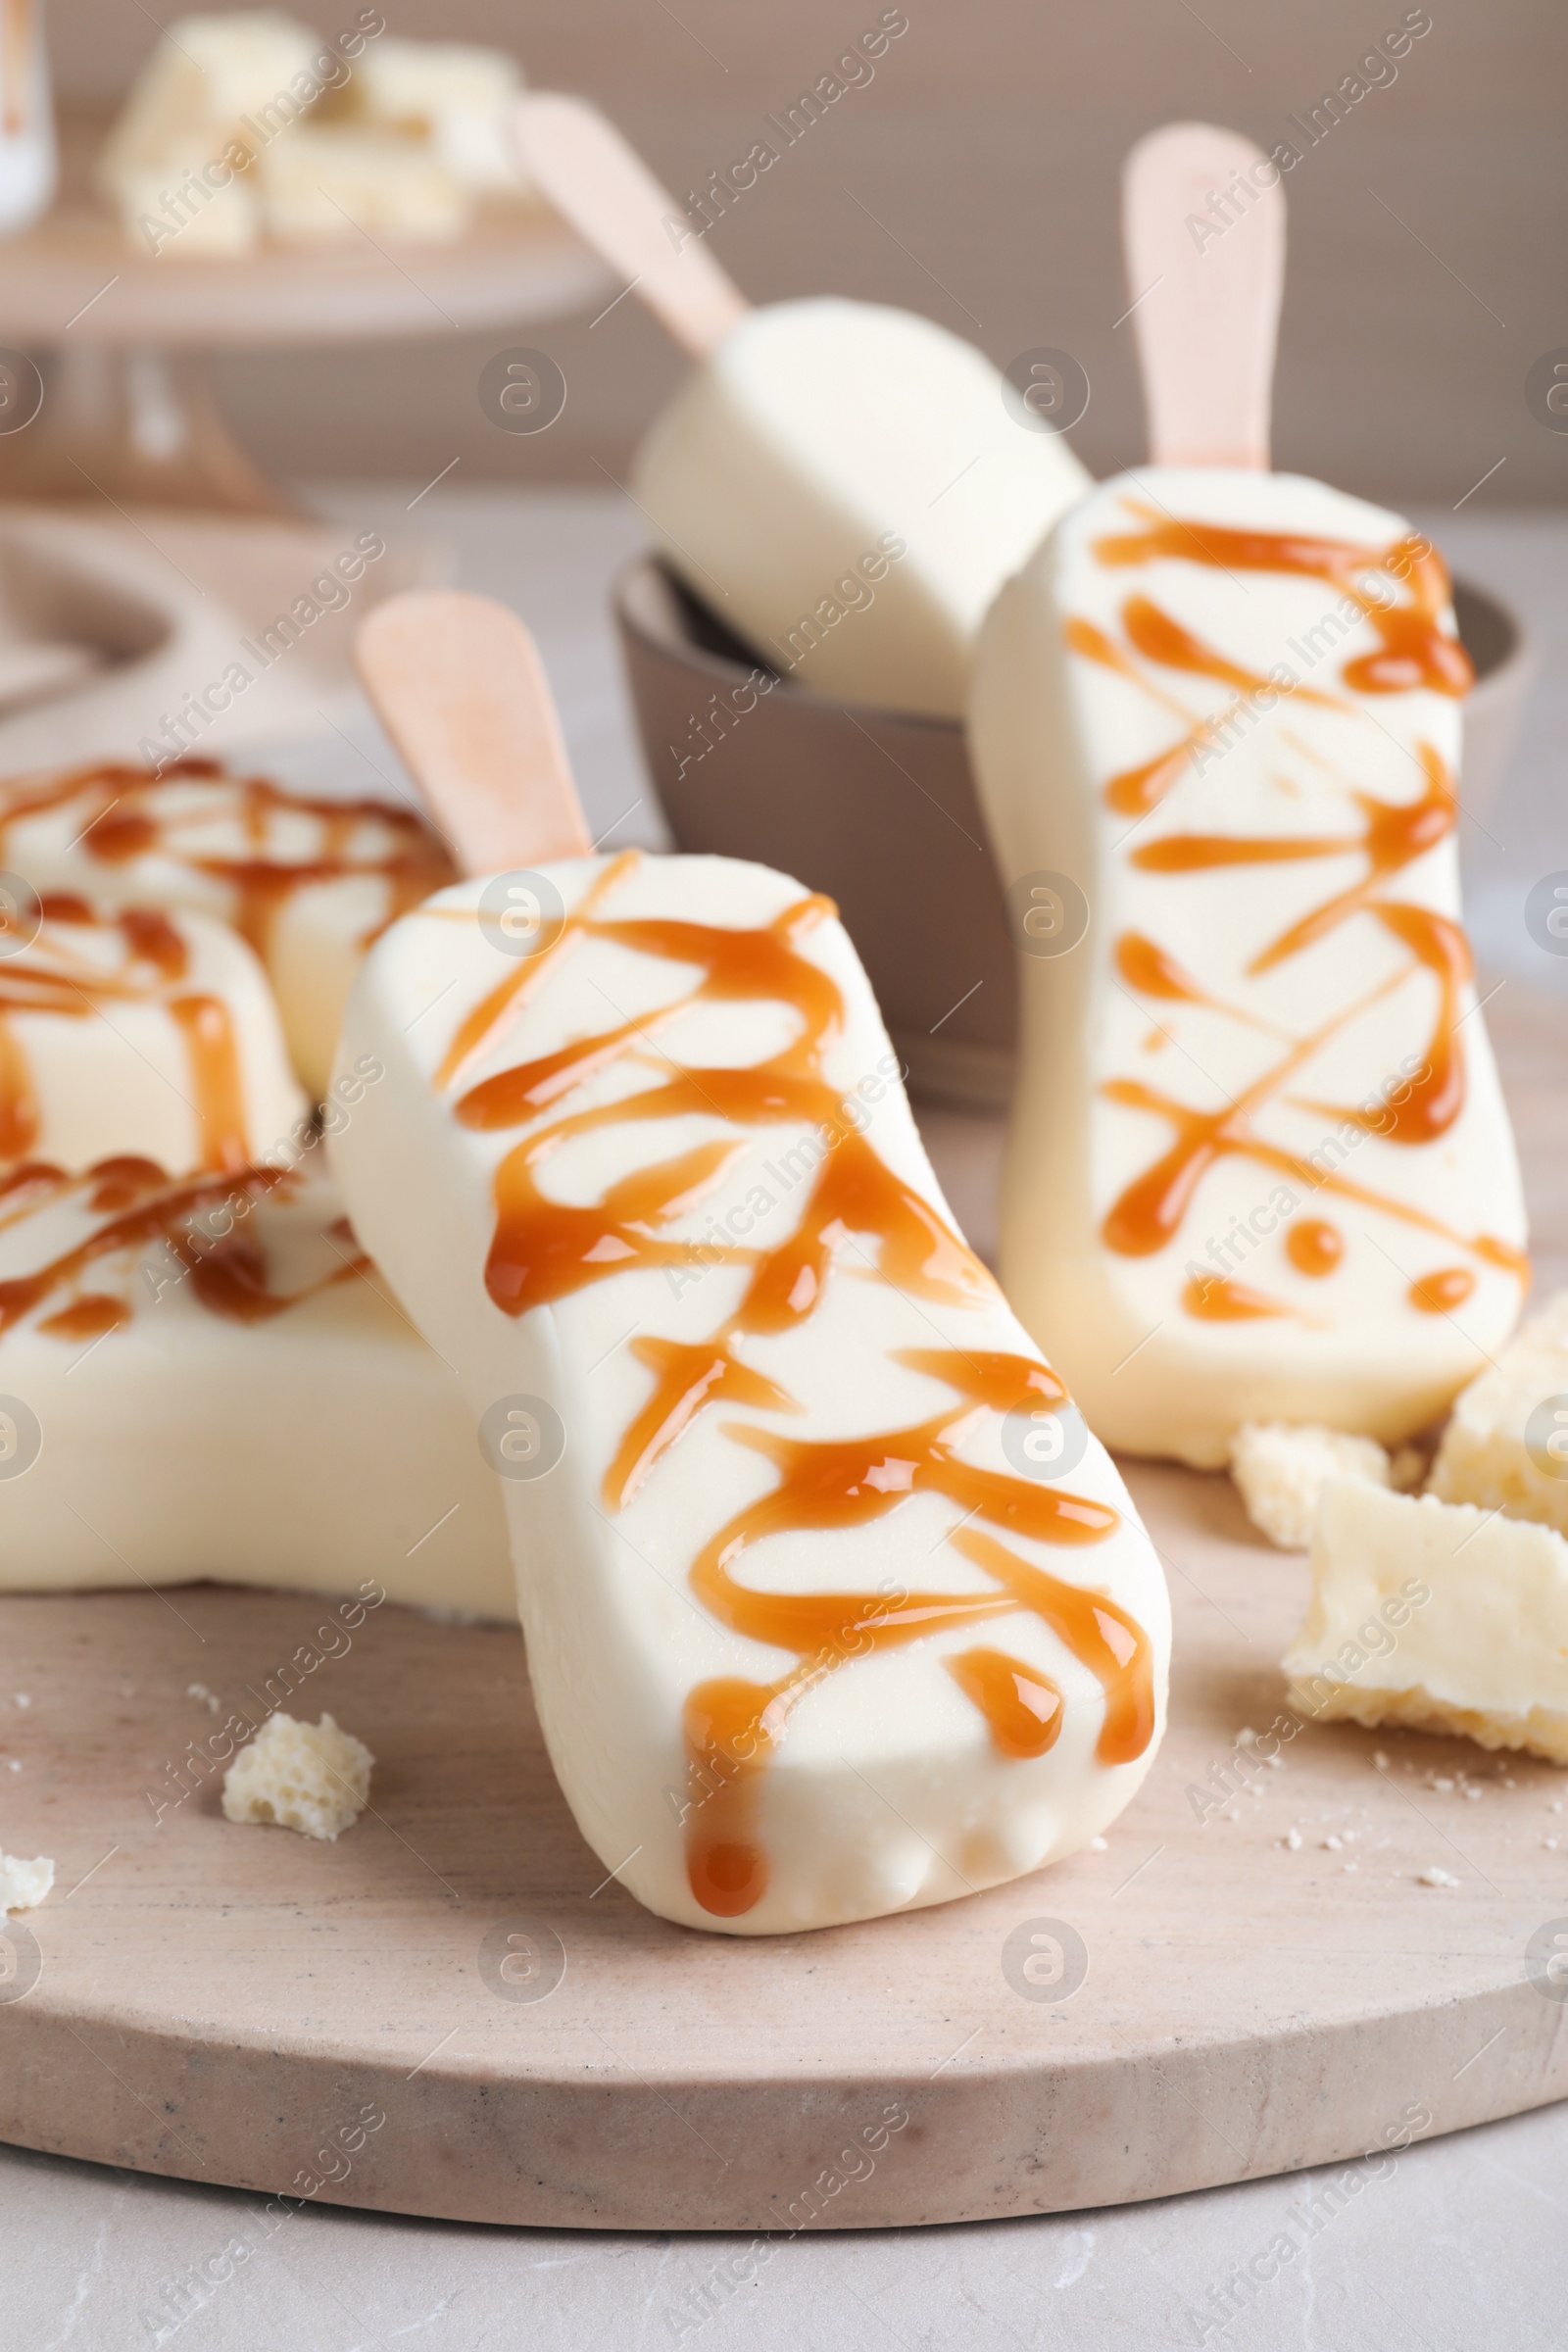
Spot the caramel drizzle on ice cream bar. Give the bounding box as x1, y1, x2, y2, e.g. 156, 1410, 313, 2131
0, 1156, 369, 1338
1082, 499, 1512, 1316
0, 759, 454, 960
0, 900, 251, 1170
1071, 507, 1471, 818
432, 854, 1154, 1916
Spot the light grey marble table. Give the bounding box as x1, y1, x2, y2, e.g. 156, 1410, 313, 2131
5, 486, 1566, 2352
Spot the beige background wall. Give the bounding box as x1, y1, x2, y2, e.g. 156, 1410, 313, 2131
51, 0, 1568, 505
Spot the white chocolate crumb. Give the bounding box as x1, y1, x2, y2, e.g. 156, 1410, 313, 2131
1417, 1865, 1460, 1888
1373, 1750, 1390, 1769
1283, 1829, 1302, 1851
1323, 1836, 1343, 1850
0, 1849, 53, 1914
221, 1712, 373, 1842
1089, 1836, 1107, 1852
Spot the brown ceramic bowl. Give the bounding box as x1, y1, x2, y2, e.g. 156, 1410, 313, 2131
614, 557, 1530, 1109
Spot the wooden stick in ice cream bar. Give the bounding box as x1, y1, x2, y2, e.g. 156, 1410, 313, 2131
353, 590, 591, 877
1122, 121, 1285, 469
511, 93, 751, 361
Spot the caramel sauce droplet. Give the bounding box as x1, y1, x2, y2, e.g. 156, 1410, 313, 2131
1409, 1267, 1475, 1313
37, 1293, 128, 1343
946, 1649, 1064, 1759
1287, 1219, 1343, 1277
1180, 1274, 1288, 1322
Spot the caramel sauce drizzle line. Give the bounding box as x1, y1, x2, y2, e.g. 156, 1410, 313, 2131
431, 858, 1155, 1917
1074, 507, 1470, 820
0, 908, 250, 1171
1107, 740, 1520, 1291
1091, 511, 1508, 1310
0, 758, 455, 962
0, 1158, 366, 1338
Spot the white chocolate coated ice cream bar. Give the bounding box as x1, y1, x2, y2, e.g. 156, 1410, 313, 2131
970, 467, 1526, 1466
329, 850, 1170, 1936
0, 1148, 512, 1614
0, 759, 454, 1097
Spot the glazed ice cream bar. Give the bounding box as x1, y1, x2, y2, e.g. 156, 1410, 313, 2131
514, 97, 1090, 720
631, 299, 1091, 719
0, 894, 305, 1174
0, 759, 454, 1098
329, 849, 1169, 1935
0, 1149, 513, 1615
969, 467, 1527, 1465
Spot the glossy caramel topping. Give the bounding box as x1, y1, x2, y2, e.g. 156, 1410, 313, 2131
1102, 720, 1515, 1304
946, 1649, 1063, 1760
1075, 506, 1470, 819
0, 1157, 366, 1340
0, 904, 252, 1172
1287, 1219, 1344, 1277
1409, 1267, 1475, 1312
1181, 1273, 1287, 1322
430, 858, 1152, 1916
0, 758, 455, 961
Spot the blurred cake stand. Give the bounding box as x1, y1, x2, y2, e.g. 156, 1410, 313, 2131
0, 106, 613, 515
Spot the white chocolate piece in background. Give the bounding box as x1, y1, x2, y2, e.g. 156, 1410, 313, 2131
95, 11, 320, 220
0, 1849, 53, 1915
330, 852, 1169, 1937
631, 299, 1091, 719
354, 40, 527, 195
0, 1153, 514, 1617
221, 1710, 373, 1838
258, 127, 473, 244
970, 466, 1527, 1467
1230, 1421, 1391, 1550
1284, 1479, 1568, 1766
1430, 1290, 1568, 1538
0, 760, 454, 1098
97, 13, 533, 254
0, 900, 305, 1174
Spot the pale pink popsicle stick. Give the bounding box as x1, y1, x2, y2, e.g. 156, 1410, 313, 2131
1122, 122, 1285, 469
354, 591, 591, 877
512, 93, 750, 361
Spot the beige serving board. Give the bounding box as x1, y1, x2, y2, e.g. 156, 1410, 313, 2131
1, 985, 1565, 2231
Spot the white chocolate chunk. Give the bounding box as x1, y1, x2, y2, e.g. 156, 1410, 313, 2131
1430, 1290, 1568, 1536
258, 127, 475, 244
0, 1154, 513, 1617
0, 1849, 53, 1915
1284, 1479, 1568, 1764
0, 900, 304, 1174
353, 40, 526, 194
969, 467, 1527, 1467
1231, 1421, 1391, 1550
96, 12, 322, 196
631, 300, 1090, 718
221, 1710, 373, 1839
0, 760, 453, 1098
329, 852, 1170, 1936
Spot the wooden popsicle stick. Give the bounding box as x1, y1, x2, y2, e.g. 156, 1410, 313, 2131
354, 591, 592, 877
511, 93, 750, 361
1122, 121, 1285, 469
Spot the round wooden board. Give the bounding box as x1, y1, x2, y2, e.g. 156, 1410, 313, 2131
1, 981, 1565, 2230
5, 1458, 1568, 2232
